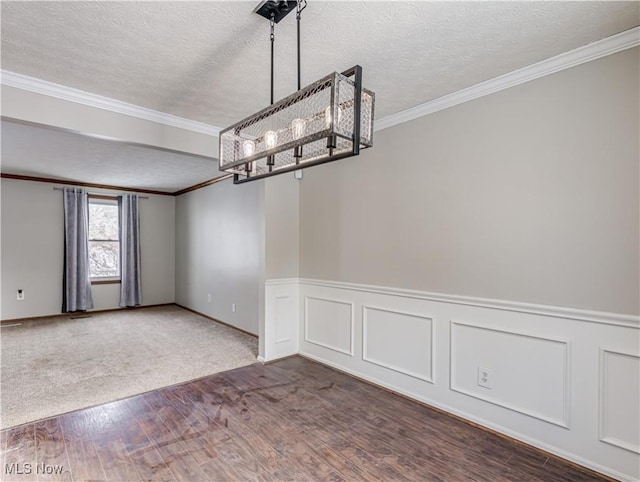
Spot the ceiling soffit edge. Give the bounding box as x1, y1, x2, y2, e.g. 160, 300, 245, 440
0, 70, 222, 137
0, 27, 638, 138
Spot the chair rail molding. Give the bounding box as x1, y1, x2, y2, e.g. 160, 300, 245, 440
297, 278, 639, 328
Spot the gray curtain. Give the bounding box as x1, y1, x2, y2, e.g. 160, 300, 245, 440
62, 188, 94, 312
119, 194, 142, 307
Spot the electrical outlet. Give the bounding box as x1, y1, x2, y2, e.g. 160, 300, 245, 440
207, 293, 212, 303
232, 303, 236, 313
478, 366, 493, 389
17, 289, 24, 301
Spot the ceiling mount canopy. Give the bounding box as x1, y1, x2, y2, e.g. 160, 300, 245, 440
254, 0, 296, 23
219, 0, 375, 184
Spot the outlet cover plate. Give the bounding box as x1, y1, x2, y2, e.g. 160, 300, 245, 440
478, 366, 493, 389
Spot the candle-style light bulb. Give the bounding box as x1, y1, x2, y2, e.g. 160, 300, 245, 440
242, 140, 255, 158
264, 130, 278, 149
291, 118, 306, 140
325, 105, 342, 150
325, 105, 342, 128
291, 118, 306, 160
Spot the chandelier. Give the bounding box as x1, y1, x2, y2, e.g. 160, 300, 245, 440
219, 0, 375, 184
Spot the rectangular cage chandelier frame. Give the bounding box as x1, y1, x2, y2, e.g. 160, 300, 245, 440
218, 0, 375, 184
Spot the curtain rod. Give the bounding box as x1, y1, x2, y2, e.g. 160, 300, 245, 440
52, 187, 149, 199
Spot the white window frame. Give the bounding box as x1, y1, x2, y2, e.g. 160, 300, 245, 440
88, 195, 121, 284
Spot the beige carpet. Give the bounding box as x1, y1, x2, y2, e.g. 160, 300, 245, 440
0, 305, 257, 429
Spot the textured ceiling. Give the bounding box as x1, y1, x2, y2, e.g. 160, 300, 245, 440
0, 120, 218, 193
2, 1, 638, 128
0, 1, 638, 191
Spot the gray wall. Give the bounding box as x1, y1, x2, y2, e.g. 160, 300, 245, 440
175, 178, 264, 335
299, 48, 639, 315
0, 178, 176, 319
174, 172, 298, 350
265, 174, 300, 280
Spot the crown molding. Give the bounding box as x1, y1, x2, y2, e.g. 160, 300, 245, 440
173, 174, 233, 196
0, 173, 174, 196
0, 172, 233, 197
2, 27, 637, 138
375, 26, 640, 132
0, 70, 222, 137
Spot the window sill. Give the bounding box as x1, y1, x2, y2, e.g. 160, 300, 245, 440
91, 279, 121, 285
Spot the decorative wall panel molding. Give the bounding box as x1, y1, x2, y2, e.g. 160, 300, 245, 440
263, 281, 298, 361
362, 306, 434, 382
304, 296, 354, 356
599, 348, 640, 454
450, 320, 570, 428
275, 295, 292, 344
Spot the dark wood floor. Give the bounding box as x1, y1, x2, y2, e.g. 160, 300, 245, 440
2, 356, 608, 482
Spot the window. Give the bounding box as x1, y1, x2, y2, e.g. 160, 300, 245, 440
88, 196, 120, 280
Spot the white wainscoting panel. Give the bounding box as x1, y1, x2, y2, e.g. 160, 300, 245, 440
263, 280, 299, 361
450, 321, 569, 428
304, 296, 354, 356
289, 278, 640, 481
363, 306, 434, 382
600, 349, 640, 454
275, 296, 292, 343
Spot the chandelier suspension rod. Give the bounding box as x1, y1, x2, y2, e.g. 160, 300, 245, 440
265, 12, 276, 172
270, 13, 275, 105
294, 0, 307, 163
296, 2, 301, 90
296, 0, 307, 91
